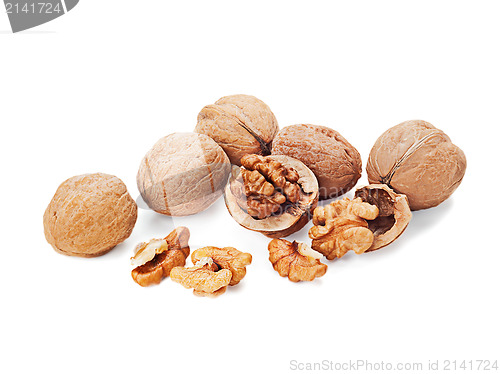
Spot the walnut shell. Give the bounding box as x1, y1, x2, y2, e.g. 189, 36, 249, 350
366, 120, 466, 210
354, 184, 412, 251
271, 124, 362, 199
137, 133, 231, 216
195, 94, 279, 166
224, 155, 319, 238
43, 173, 138, 257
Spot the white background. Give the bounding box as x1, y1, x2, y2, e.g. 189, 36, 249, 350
1, 1, 499, 373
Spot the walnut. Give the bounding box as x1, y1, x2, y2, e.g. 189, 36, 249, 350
272, 124, 362, 199
309, 185, 412, 258
367, 120, 466, 210
43, 173, 137, 258
225, 154, 319, 238
170, 257, 233, 297
308, 198, 379, 260
268, 239, 327, 282
195, 94, 279, 166
137, 132, 230, 216
354, 184, 412, 251
235, 154, 301, 219
191, 246, 252, 286
131, 227, 190, 287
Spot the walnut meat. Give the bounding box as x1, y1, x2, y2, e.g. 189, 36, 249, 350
170, 258, 233, 297
309, 198, 379, 260
268, 239, 327, 282
137, 133, 230, 216
225, 154, 319, 238
354, 184, 412, 251
272, 124, 362, 199
366, 120, 466, 210
195, 94, 279, 166
43, 173, 137, 258
309, 185, 412, 258
131, 227, 190, 287
191, 246, 252, 286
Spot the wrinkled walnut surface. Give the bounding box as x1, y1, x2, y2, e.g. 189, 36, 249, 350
309, 198, 379, 260
191, 246, 252, 286
268, 239, 327, 282
272, 124, 362, 199
196, 94, 279, 166
354, 184, 412, 251
233, 154, 301, 219
137, 132, 230, 216
225, 155, 319, 238
131, 227, 190, 287
170, 258, 232, 297
43, 173, 137, 258
367, 120, 467, 210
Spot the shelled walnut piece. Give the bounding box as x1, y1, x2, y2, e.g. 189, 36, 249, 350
233, 154, 301, 219
131, 227, 190, 287
309, 198, 379, 260
309, 185, 412, 259
191, 246, 252, 286
170, 257, 233, 297
268, 239, 327, 282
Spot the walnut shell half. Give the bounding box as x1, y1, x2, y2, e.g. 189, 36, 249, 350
224, 155, 319, 238
366, 120, 466, 210
354, 184, 412, 251
195, 94, 279, 166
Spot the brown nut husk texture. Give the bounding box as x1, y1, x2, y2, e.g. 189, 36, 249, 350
224, 154, 319, 238
272, 124, 362, 199
43, 173, 138, 257
195, 94, 279, 166
137, 133, 231, 216
367, 120, 466, 210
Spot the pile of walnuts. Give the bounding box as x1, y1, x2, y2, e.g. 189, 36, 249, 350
43, 94, 467, 296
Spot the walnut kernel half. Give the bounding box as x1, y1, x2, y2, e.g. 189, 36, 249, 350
268, 239, 327, 282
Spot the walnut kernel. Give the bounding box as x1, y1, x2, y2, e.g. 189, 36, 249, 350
191, 246, 252, 286
309, 198, 379, 260
131, 227, 190, 287
170, 257, 232, 297
225, 154, 319, 238
268, 239, 327, 282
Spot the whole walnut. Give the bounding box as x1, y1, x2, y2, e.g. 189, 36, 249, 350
43, 173, 138, 257
366, 120, 466, 210
195, 94, 279, 166
271, 124, 362, 199
137, 133, 231, 216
